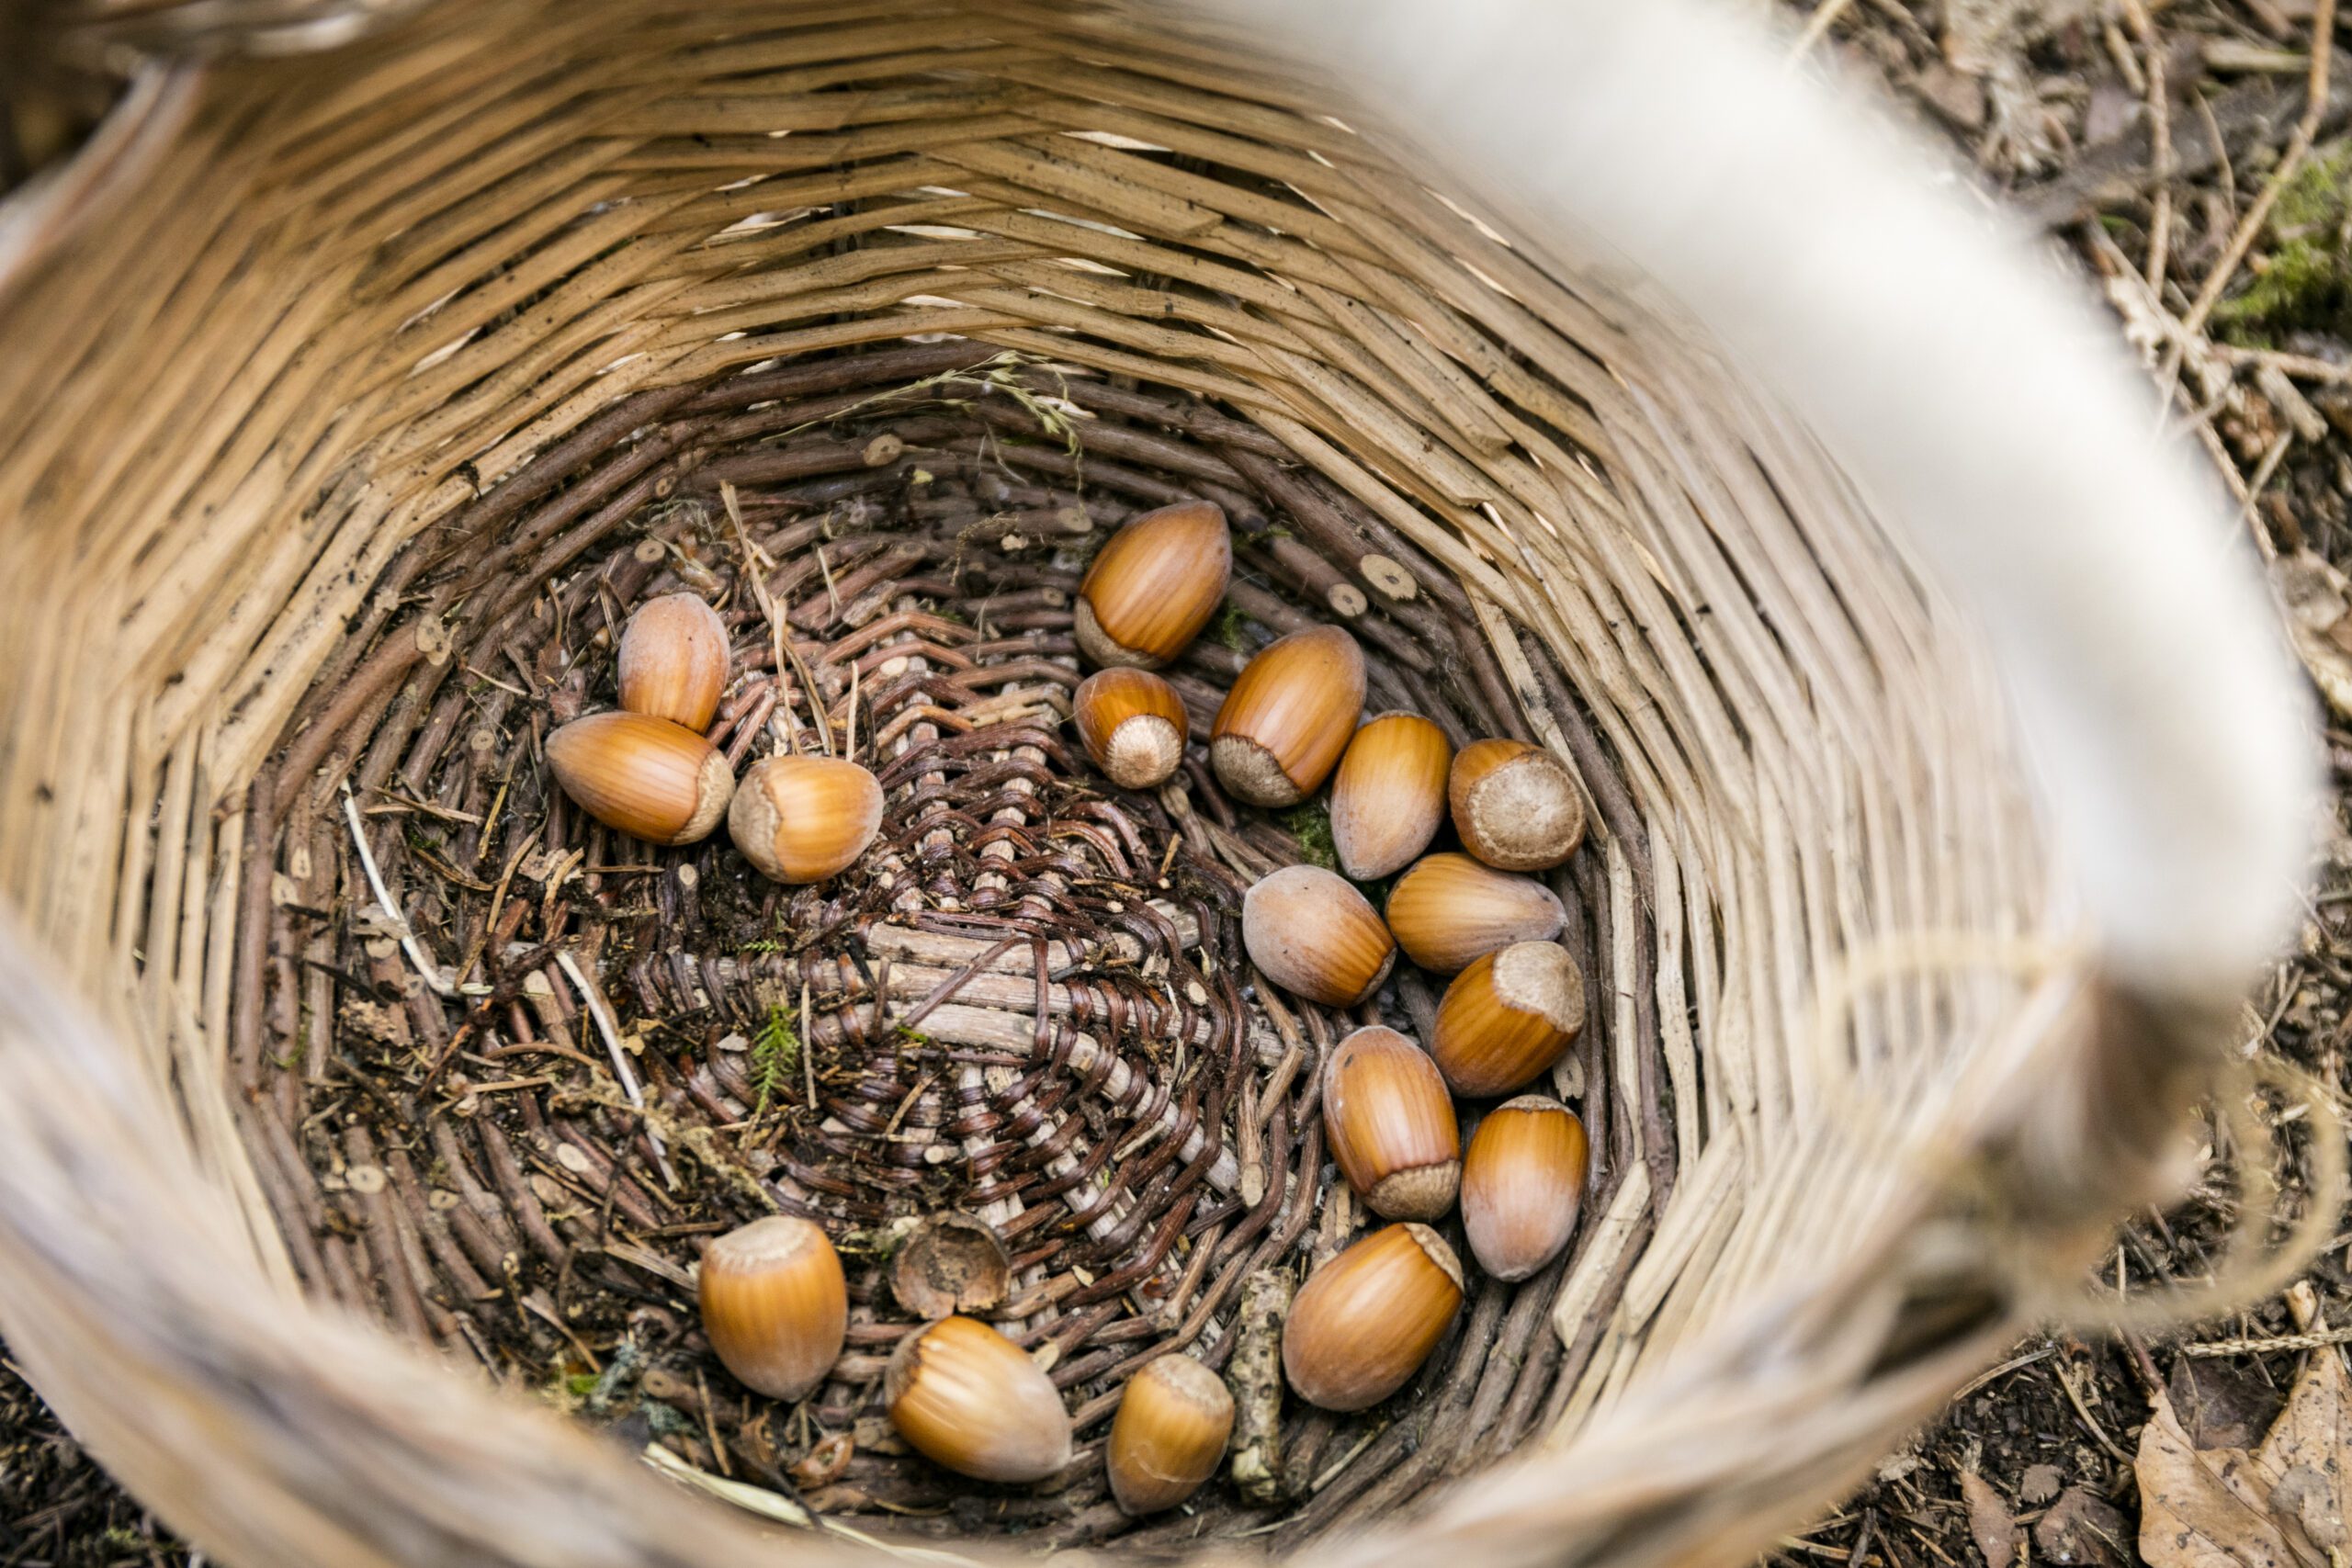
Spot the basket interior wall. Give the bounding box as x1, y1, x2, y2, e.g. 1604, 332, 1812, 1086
0, 0, 2053, 1561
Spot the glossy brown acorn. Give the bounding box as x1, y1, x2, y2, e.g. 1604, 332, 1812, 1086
1383, 852, 1566, 974
1242, 863, 1395, 1008
1282, 1224, 1464, 1412
1430, 940, 1586, 1097
546, 712, 735, 846
1450, 739, 1586, 872
1107, 1355, 1235, 1515
697, 1216, 847, 1401
1322, 1026, 1460, 1221
1210, 625, 1365, 807
1073, 668, 1189, 790
729, 753, 884, 884
1076, 500, 1233, 668
1460, 1097, 1589, 1281
617, 592, 730, 730
1329, 713, 1453, 880
886, 1315, 1073, 1483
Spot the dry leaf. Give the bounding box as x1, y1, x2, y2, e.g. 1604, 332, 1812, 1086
1961, 1470, 2021, 1568
2136, 1340, 2352, 1568
2021, 1463, 2066, 1506
2036, 1486, 2128, 1568
2272, 551, 2352, 720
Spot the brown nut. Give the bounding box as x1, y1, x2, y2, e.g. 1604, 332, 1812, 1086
1073, 668, 1189, 790
1322, 1025, 1460, 1221
1282, 1224, 1463, 1412
886, 1315, 1073, 1483
1107, 1354, 1234, 1515
1329, 712, 1453, 880
617, 592, 730, 730
1242, 863, 1395, 1008
698, 1215, 846, 1401
1430, 940, 1586, 1097
728, 754, 884, 885
546, 712, 735, 846
1383, 852, 1566, 975
1076, 499, 1232, 668
1450, 739, 1586, 871
1460, 1096, 1588, 1281
1210, 625, 1365, 807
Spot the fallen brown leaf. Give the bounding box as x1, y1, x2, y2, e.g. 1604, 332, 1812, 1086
2136, 1338, 2352, 1568
2271, 550, 2352, 720
2036, 1485, 2129, 1568
1961, 1470, 2021, 1568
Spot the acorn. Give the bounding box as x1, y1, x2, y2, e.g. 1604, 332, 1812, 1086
1073, 669, 1189, 790
1384, 852, 1566, 975
697, 1216, 847, 1401
1460, 1097, 1588, 1281
546, 711, 735, 846
1242, 863, 1395, 1008
1322, 1026, 1460, 1221
886, 1315, 1073, 1483
1450, 739, 1586, 872
1106, 1354, 1234, 1515
1282, 1224, 1464, 1412
1430, 941, 1586, 1097
1076, 499, 1233, 668
729, 753, 884, 884
1329, 713, 1452, 881
1210, 625, 1365, 807
618, 592, 730, 730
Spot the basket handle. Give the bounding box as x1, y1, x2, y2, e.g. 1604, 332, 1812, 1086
1223, 0, 2316, 1014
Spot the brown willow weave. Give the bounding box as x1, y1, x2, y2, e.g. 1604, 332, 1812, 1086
0, 4, 2170, 1568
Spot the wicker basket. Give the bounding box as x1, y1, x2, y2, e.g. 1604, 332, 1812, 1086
0, 2, 2319, 1566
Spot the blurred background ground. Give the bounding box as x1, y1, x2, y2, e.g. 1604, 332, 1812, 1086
7, 4, 2352, 1564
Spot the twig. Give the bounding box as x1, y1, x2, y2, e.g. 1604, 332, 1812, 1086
558, 949, 678, 1190
342, 784, 475, 999
2119, 0, 2173, 289
1789, 0, 1857, 60
720, 480, 805, 755
2052, 1355, 2134, 1465
2184, 1321, 2352, 1357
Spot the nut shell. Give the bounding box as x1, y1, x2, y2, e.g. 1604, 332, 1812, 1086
1322, 1026, 1460, 1220
729, 754, 885, 884
546, 712, 735, 846
1076, 500, 1232, 668
1073, 668, 1189, 790
1210, 625, 1365, 807
1460, 1097, 1588, 1281
1282, 1224, 1463, 1412
1329, 713, 1453, 880
617, 592, 730, 729
1242, 864, 1395, 1008
1450, 739, 1586, 872
1384, 852, 1566, 974
1107, 1355, 1234, 1515
886, 1315, 1073, 1483
698, 1216, 846, 1401
1431, 941, 1586, 1097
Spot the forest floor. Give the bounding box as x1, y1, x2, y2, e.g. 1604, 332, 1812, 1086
10, 3, 2352, 1565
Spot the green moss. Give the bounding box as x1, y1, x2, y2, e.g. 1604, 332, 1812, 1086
1280, 802, 1337, 871
1210, 599, 1250, 652
750, 1000, 800, 1113
2214, 140, 2352, 342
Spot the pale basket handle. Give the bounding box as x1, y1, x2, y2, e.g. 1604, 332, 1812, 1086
1220, 0, 2317, 1012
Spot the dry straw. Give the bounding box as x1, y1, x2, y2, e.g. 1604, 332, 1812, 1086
0, 3, 2318, 1568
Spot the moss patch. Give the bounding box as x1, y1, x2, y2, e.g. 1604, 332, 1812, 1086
2214, 139, 2352, 342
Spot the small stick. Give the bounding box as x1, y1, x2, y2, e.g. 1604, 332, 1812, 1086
558, 950, 678, 1190
721, 480, 808, 756
342, 784, 469, 999
1227, 1269, 1293, 1506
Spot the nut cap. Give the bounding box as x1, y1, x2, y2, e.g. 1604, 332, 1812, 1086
886, 1316, 1073, 1483
1322, 1025, 1460, 1221
1431, 941, 1586, 1097
547, 712, 735, 846
1383, 852, 1566, 974
1210, 625, 1365, 807
618, 592, 730, 730
698, 1216, 846, 1401
1242, 863, 1395, 1008
1076, 500, 1232, 667
729, 754, 884, 884
1073, 668, 1189, 790
1283, 1224, 1463, 1411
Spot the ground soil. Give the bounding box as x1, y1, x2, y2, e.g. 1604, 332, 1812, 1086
9, 4, 2352, 1566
